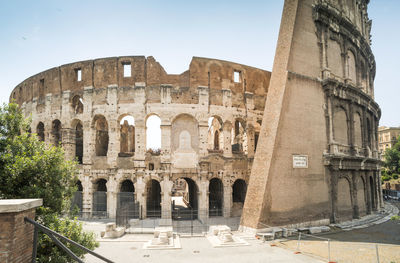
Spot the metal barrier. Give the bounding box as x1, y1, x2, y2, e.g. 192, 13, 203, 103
24, 217, 113, 263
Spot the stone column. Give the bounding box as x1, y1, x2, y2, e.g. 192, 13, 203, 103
198, 121, 209, 158
83, 87, 94, 165
160, 121, 172, 163
107, 177, 117, 219
223, 179, 232, 218
0, 199, 42, 263
82, 175, 92, 218
135, 173, 146, 218
160, 175, 173, 221
223, 122, 232, 158
197, 175, 210, 222
107, 85, 119, 167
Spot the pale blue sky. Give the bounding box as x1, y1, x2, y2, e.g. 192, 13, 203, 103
0, 0, 398, 126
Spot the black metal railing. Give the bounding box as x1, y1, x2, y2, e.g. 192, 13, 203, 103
24, 217, 113, 263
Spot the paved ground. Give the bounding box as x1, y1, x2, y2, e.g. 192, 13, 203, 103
277, 201, 400, 263
84, 235, 324, 263
81, 202, 400, 263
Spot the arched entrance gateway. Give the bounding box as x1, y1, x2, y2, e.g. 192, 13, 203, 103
146, 179, 161, 218
232, 179, 247, 216
209, 178, 223, 216
116, 180, 139, 225
171, 177, 198, 220
92, 179, 107, 218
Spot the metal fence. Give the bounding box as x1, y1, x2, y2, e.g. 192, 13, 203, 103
119, 209, 240, 236
92, 191, 107, 218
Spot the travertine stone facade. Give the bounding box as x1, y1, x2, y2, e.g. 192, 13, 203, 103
241, 0, 382, 229
11, 56, 269, 220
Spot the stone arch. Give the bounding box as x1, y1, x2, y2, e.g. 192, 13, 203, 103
72, 119, 83, 164
72, 180, 83, 213
333, 107, 349, 145
71, 95, 83, 114
337, 177, 353, 220
356, 176, 367, 216
366, 117, 372, 149
327, 39, 343, 78
359, 59, 368, 92
353, 112, 363, 147
118, 179, 135, 215
36, 122, 45, 142
208, 116, 223, 151
51, 119, 62, 146
209, 178, 223, 216
232, 118, 247, 153
254, 120, 262, 152
232, 179, 247, 217
119, 115, 135, 156
171, 114, 199, 168
171, 177, 199, 219
369, 176, 376, 211
146, 179, 161, 217
146, 114, 161, 151
93, 178, 107, 217
93, 115, 109, 156
347, 49, 357, 83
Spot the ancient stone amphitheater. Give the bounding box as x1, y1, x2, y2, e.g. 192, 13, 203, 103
10, 0, 382, 229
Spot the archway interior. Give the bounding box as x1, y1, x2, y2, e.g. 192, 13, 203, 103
93, 179, 107, 216
232, 179, 247, 216
369, 176, 375, 210
51, 120, 62, 145
118, 180, 135, 213
72, 180, 83, 213
75, 122, 83, 164
171, 177, 198, 219
146, 179, 161, 217
209, 178, 223, 216
120, 116, 135, 156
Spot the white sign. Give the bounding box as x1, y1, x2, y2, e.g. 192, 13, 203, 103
293, 155, 308, 168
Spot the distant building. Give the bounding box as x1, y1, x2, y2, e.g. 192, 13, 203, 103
378, 126, 400, 156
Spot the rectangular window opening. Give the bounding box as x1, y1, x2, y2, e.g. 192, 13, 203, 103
234, 71, 241, 83
76, 68, 82, 81
123, 63, 131, 78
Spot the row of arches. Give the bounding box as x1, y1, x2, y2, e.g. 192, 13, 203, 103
35, 113, 261, 163
332, 105, 376, 152
336, 174, 377, 220
74, 178, 247, 218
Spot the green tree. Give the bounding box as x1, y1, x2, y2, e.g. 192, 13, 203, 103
383, 135, 400, 178
0, 103, 98, 262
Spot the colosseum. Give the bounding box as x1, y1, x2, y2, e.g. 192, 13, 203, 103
10, 0, 382, 230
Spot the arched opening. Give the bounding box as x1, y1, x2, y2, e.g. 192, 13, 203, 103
171, 177, 198, 220
146, 179, 161, 218
209, 178, 223, 216
117, 180, 138, 221
232, 179, 247, 217
37, 122, 45, 142
369, 176, 376, 211
94, 115, 109, 156
72, 180, 83, 215
93, 179, 107, 217
337, 178, 353, 220
75, 121, 83, 164
356, 177, 366, 217
254, 120, 262, 152
146, 115, 161, 152
207, 116, 223, 152
333, 107, 349, 145
214, 130, 220, 150
231, 119, 247, 154
347, 50, 356, 83
51, 120, 62, 146
119, 116, 135, 157
71, 95, 84, 114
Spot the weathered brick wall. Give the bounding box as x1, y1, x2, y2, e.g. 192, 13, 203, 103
0, 208, 36, 263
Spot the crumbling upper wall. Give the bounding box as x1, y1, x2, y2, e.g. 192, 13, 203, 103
11, 56, 270, 110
